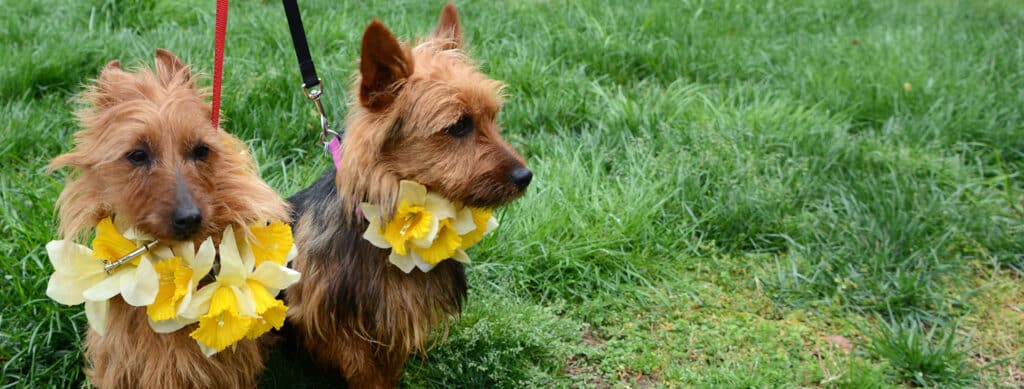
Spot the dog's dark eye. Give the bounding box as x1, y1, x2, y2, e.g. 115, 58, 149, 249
126, 149, 150, 166
445, 116, 473, 138
190, 143, 210, 161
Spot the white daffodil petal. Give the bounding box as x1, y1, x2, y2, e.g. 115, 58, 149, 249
237, 230, 257, 272
361, 202, 381, 222
452, 208, 477, 235
425, 193, 455, 220
398, 180, 427, 205
177, 281, 195, 316
363, 226, 391, 249
415, 258, 437, 273
47, 272, 102, 305
149, 245, 174, 260
180, 283, 219, 319
198, 342, 218, 357
46, 240, 101, 275
85, 300, 109, 336
485, 216, 499, 234
192, 237, 216, 283
120, 258, 158, 306
231, 285, 257, 317
389, 252, 416, 273
251, 262, 302, 291
358, 201, 378, 220
452, 249, 471, 263
82, 274, 122, 301
149, 317, 192, 334
174, 241, 195, 264
408, 250, 437, 272
361, 204, 391, 249
217, 226, 247, 285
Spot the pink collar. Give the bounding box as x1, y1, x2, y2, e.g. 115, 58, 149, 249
328, 136, 343, 170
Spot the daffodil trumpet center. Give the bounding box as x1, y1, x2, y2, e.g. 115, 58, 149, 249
399, 213, 419, 236
361, 180, 499, 273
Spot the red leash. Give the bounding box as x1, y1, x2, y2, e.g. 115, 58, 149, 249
211, 0, 229, 127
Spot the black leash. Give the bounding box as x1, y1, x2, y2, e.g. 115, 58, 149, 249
281, 0, 338, 148
282, 0, 319, 90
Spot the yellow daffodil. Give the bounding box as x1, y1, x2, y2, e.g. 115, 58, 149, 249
45, 217, 162, 335
361, 181, 500, 273
363, 181, 446, 256
182, 224, 300, 356
243, 280, 288, 339
412, 219, 463, 264
146, 239, 215, 333
147, 257, 191, 321
189, 287, 253, 353
250, 221, 296, 266
458, 207, 498, 250
46, 216, 298, 350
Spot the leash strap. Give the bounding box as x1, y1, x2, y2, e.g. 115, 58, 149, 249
281, 0, 340, 159
282, 0, 320, 90
211, 0, 229, 127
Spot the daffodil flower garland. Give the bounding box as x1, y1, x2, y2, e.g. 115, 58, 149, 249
45, 218, 300, 356
361, 180, 498, 273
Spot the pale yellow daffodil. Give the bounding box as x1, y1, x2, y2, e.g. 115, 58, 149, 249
361, 181, 499, 273
363, 181, 442, 252
182, 224, 300, 356
146, 239, 215, 333
459, 207, 499, 250
250, 221, 296, 267
45, 217, 163, 335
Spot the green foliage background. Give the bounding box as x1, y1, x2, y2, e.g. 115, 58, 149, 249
1, 0, 1022, 387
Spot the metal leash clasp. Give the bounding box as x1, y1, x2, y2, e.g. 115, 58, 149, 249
303, 79, 339, 154
102, 241, 159, 274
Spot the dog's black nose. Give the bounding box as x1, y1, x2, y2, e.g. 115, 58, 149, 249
509, 166, 533, 190
172, 173, 202, 239
172, 205, 202, 238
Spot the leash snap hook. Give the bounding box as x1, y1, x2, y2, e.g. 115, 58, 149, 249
303, 80, 337, 147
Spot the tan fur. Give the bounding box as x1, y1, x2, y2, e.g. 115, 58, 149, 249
337, 16, 522, 223
286, 3, 530, 388
84, 299, 265, 388
50, 49, 289, 388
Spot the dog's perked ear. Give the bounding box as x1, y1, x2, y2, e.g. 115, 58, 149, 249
359, 20, 413, 112
103, 60, 121, 72
154, 48, 194, 89
86, 60, 127, 109
433, 2, 462, 51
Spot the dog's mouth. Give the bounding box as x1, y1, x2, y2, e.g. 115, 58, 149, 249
131, 219, 207, 246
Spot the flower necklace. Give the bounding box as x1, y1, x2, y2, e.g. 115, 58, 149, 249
360, 180, 498, 273
45, 217, 300, 356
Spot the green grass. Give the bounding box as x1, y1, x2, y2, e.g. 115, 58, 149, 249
3, 0, 1024, 387
866, 318, 977, 386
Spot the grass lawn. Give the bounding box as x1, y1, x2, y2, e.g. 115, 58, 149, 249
3, 0, 1023, 387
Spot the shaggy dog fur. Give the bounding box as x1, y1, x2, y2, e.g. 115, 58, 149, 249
49, 49, 289, 388
285, 3, 532, 387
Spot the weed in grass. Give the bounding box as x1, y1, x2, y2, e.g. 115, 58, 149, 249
866, 319, 976, 387
401, 292, 578, 388
830, 357, 894, 389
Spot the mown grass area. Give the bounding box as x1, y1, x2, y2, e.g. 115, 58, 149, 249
2, 0, 1023, 387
